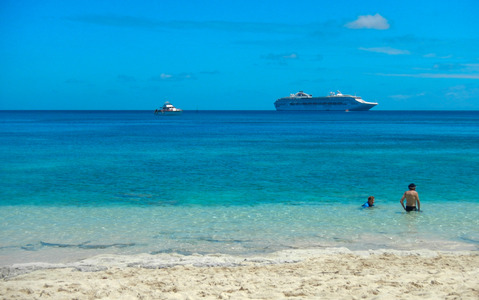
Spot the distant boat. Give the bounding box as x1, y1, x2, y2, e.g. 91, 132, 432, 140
274, 91, 378, 111
155, 101, 182, 115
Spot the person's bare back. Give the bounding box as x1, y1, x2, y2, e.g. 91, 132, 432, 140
400, 183, 421, 212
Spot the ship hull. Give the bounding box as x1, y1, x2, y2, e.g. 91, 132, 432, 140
159, 110, 182, 116
274, 96, 377, 111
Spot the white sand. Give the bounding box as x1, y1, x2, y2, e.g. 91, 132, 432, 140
1, 249, 478, 299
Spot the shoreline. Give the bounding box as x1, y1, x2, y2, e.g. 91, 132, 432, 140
2, 248, 478, 299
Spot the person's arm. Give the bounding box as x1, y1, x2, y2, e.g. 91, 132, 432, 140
416, 194, 421, 211
400, 193, 406, 211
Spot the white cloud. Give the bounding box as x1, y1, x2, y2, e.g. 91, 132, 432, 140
151, 73, 195, 81
160, 73, 173, 79
345, 13, 389, 30
423, 53, 453, 59
375, 73, 479, 79
464, 64, 479, 71
283, 53, 297, 59
448, 84, 479, 96
69, 15, 311, 34
359, 47, 410, 55
261, 53, 299, 65
389, 93, 425, 100
261, 53, 299, 60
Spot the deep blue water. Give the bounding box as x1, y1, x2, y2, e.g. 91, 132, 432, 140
1, 110, 478, 264
2, 110, 478, 206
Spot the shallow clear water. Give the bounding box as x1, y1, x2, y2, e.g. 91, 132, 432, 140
1, 110, 478, 265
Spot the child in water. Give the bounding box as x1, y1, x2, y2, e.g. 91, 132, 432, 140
362, 196, 375, 208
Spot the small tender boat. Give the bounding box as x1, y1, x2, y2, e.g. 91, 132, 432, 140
155, 101, 183, 115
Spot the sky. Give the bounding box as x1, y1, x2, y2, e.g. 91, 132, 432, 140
1, 0, 479, 110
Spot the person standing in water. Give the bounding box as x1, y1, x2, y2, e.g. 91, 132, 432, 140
400, 183, 421, 212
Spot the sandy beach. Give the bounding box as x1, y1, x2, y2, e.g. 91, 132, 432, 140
1, 249, 478, 299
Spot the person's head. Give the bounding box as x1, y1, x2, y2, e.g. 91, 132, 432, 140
368, 196, 375, 205
408, 183, 416, 190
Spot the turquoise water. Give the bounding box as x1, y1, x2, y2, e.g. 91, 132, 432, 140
1, 110, 478, 265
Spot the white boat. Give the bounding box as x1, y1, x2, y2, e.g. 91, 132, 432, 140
155, 101, 182, 115
274, 91, 378, 111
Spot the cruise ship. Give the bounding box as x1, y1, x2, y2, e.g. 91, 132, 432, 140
274, 91, 378, 111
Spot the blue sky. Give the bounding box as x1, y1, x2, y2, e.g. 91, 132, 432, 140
1, 0, 478, 110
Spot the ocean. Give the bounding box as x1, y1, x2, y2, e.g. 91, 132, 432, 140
1, 110, 478, 265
